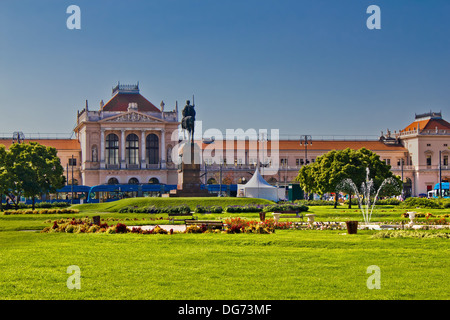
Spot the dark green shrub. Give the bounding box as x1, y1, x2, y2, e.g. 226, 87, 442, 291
399, 197, 442, 209
35, 202, 53, 208
224, 204, 267, 213
51, 202, 71, 208
375, 198, 401, 205
195, 205, 223, 213
262, 203, 308, 213
294, 200, 334, 206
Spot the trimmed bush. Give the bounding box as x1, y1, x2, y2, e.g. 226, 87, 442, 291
194, 205, 223, 213
400, 197, 442, 209
262, 203, 309, 213
2, 208, 79, 215
224, 204, 267, 213
294, 200, 334, 206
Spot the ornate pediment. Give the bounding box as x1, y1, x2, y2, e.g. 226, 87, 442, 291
102, 111, 163, 123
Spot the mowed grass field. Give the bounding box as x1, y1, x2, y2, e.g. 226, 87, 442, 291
1, 198, 449, 300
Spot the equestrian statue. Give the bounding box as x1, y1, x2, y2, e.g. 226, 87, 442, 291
181, 99, 196, 143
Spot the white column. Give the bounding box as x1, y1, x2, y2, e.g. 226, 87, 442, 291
100, 129, 105, 168
121, 129, 126, 168
141, 130, 146, 169
161, 129, 166, 169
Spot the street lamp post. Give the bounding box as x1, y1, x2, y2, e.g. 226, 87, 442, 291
439, 150, 442, 198
299, 135, 312, 165
71, 155, 74, 205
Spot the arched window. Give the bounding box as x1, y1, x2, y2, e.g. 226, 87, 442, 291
128, 177, 139, 184
106, 134, 119, 164
148, 177, 159, 184
108, 177, 119, 185
207, 178, 217, 184
126, 133, 139, 165
146, 134, 159, 164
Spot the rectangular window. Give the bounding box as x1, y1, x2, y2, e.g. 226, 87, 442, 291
384, 159, 390, 165
68, 158, 77, 166
280, 158, 288, 167
426, 155, 432, 166
444, 155, 449, 166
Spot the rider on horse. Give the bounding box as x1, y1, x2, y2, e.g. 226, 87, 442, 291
181, 100, 196, 142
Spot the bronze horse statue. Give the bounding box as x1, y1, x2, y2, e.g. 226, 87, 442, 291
181, 100, 196, 142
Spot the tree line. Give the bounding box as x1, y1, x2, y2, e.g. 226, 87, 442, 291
0, 142, 65, 210
295, 148, 402, 208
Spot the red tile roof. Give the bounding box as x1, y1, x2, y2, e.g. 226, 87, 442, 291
101, 93, 161, 112
401, 118, 450, 133
0, 139, 81, 151
198, 140, 407, 152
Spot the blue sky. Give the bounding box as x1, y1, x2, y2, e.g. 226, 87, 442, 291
1, 0, 449, 138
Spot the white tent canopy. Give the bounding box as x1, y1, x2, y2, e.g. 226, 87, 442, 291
237, 168, 279, 202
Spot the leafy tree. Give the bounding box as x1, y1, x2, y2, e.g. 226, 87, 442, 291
0, 145, 11, 211
4, 142, 65, 210
295, 163, 319, 200
295, 148, 402, 209
28, 143, 66, 209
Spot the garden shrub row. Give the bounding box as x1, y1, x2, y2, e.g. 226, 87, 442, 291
118, 205, 191, 214
2, 208, 80, 215
223, 204, 267, 213
262, 203, 309, 213
194, 205, 223, 213
372, 230, 450, 239
399, 197, 449, 209
294, 200, 335, 206
2, 201, 70, 209
344, 198, 401, 205
117, 203, 310, 214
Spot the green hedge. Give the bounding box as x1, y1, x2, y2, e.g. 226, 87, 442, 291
194, 205, 223, 213
399, 197, 445, 209
119, 205, 191, 214
262, 203, 309, 213
223, 204, 267, 213
294, 200, 334, 206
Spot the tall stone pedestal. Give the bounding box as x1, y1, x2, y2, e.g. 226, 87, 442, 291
164, 142, 213, 197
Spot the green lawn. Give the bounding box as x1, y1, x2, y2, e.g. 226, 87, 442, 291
1, 230, 449, 300
72, 197, 275, 213
1, 200, 449, 300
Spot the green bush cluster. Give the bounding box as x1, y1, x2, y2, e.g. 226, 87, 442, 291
118, 204, 191, 214
223, 204, 267, 213
194, 205, 223, 213
399, 197, 444, 209
262, 203, 309, 213
35, 202, 71, 208
2, 208, 79, 215
2, 201, 70, 210
372, 230, 450, 239
294, 200, 334, 206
